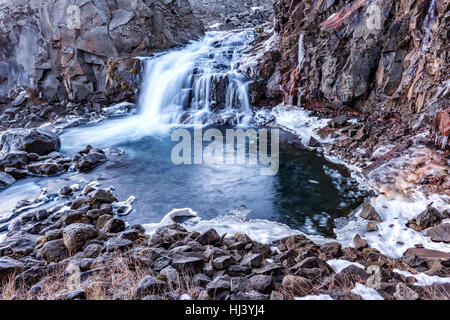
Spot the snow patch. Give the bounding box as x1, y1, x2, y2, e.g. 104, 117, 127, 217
351, 283, 384, 300
393, 269, 450, 286
327, 259, 365, 274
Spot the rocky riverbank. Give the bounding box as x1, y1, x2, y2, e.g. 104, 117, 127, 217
0, 181, 449, 300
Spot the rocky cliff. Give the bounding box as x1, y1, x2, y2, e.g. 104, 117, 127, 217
0, 0, 204, 105
246, 0, 449, 149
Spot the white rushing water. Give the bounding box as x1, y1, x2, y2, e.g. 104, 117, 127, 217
61, 30, 255, 149
139, 29, 254, 125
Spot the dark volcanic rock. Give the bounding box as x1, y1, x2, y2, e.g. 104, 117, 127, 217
0, 172, 15, 189
63, 223, 99, 253
196, 229, 220, 245
407, 207, 444, 232
0, 128, 60, 156
360, 202, 382, 222
40, 239, 69, 263
0, 257, 24, 282
136, 276, 168, 298
425, 224, 450, 243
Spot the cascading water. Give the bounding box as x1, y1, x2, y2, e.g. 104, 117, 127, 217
59, 30, 256, 148
138, 30, 255, 126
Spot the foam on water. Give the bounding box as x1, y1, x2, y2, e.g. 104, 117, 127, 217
142, 207, 302, 244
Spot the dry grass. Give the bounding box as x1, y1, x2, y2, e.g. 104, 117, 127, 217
0, 251, 198, 300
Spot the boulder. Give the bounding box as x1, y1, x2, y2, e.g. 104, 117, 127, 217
27, 162, 65, 176
360, 202, 382, 222
196, 229, 220, 245
102, 218, 125, 233
75, 152, 107, 171
424, 224, 450, 243
136, 276, 168, 298
0, 172, 15, 189
63, 223, 99, 253
0, 128, 60, 156
40, 239, 69, 263
407, 206, 444, 231
91, 189, 118, 204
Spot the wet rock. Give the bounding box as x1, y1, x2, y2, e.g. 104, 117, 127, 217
407, 206, 444, 232
101, 218, 125, 233
0, 151, 29, 168
120, 230, 140, 242
96, 215, 113, 229
75, 152, 107, 172
86, 206, 113, 220
332, 265, 369, 289
424, 224, 450, 243
0, 257, 24, 282
193, 273, 211, 287
196, 229, 220, 245
393, 283, 419, 300
250, 275, 274, 293
91, 189, 118, 204
0, 128, 60, 156
27, 163, 65, 176
152, 256, 172, 272
307, 136, 319, 148
282, 275, 313, 297
353, 234, 368, 250
230, 290, 269, 300
40, 239, 69, 263
360, 202, 382, 222
58, 186, 73, 197
63, 223, 99, 253
0, 172, 15, 189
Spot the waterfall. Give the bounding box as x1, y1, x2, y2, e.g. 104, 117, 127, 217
420, 0, 437, 57
138, 30, 255, 126
60, 30, 256, 148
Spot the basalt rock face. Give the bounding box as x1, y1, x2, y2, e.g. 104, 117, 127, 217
188, 0, 273, 29
0, 0, 204, 105
248, 0, 449, 149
